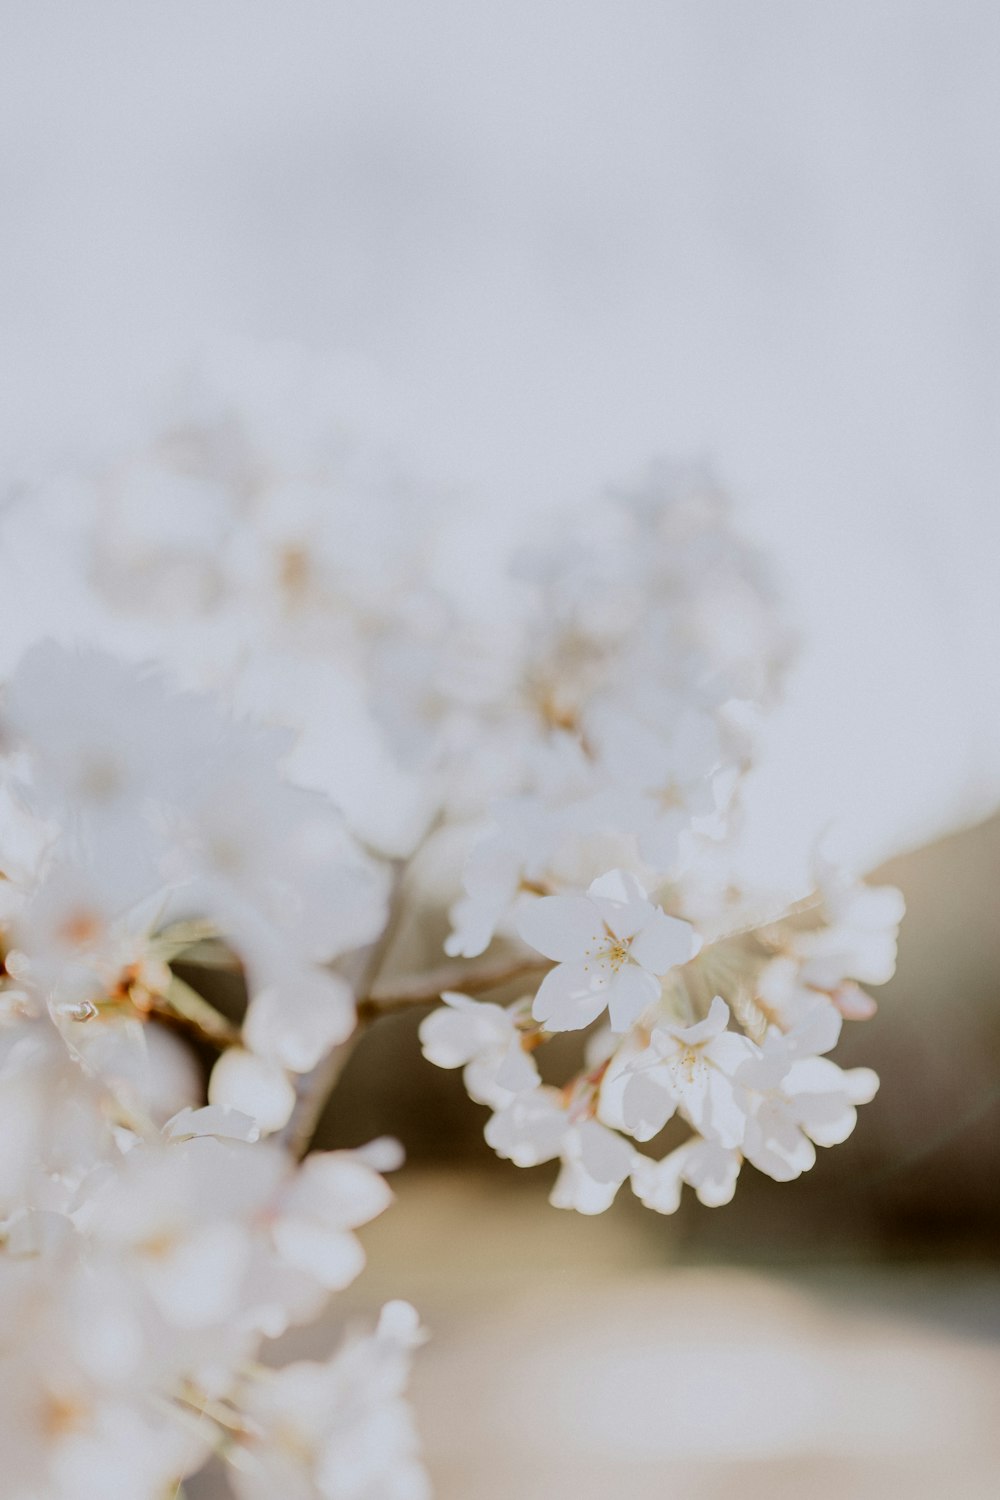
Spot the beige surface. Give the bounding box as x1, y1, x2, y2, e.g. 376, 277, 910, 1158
191, 1171, 1000, 1499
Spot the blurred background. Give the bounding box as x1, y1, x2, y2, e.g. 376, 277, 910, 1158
3, 3, 999, 1494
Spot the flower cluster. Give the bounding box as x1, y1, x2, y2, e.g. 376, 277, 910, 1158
422, 863, 896, 1215
0, 1010, 423, 1499
0, 641, 388, 1133
0, 639, 428, 1498
0, 348, 903, 1495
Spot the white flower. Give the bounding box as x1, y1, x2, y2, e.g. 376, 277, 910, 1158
755, 955, 849, 1030
208, 1048, 298, 1135
755, 871, 904, 1029
78, 1133, 275, 1333
227, 1300, 429, 1500
168, 728, 390, 970
243, 969, 356, 1075
444, 796, 563, 959
516, 869, 699, 1033
483, 1086, 569, 1167
799, 874, 905, 989
271, 1151, 394, 1292
418, 991, 539, 1108
2, 643, 206, 835
631, 1137, 742, 1213
736, 1018, 880, 1182
585, 700, 725, 871
600, 995, 756, 1147
484, 1086, 635, 1214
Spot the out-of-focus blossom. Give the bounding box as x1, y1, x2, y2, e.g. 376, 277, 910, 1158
227, 1301, 429, 1500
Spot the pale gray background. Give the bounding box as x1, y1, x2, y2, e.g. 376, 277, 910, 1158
2, 0, 999, 881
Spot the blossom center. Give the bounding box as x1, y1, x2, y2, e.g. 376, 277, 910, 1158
672, 1045, 705, 1083
601, 937, 631, 972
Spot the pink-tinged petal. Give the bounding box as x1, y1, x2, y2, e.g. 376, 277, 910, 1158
516, 894, 602, 962
588, 868, 654, 940
630, 908, 700, 975
842, 1065, 880, 1105
532, 960, 611, 1032
606, 964, 660, 1032
833, 982, 878, 1020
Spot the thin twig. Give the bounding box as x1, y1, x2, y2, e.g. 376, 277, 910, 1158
362, 954, 550, 1017
152, 975, 242, 1049
279, 859, 410, 1157
698, 888, 821, 945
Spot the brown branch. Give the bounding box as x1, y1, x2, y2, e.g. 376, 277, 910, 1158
137, 977, 242, 1050
361, 954, 550, 1018
279, 857, 410, 1157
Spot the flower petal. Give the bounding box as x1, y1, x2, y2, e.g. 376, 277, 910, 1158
630, 1152, 684, 1215
576, 1119, 635, 1184
681, 1139, 742, 1208
516, 895, 602, 962
607, 964, 660, 1032
532, 960, 611, 1032
588, 868, 653, 940
629, 907, 700, 975
621, 1068, 677, 1140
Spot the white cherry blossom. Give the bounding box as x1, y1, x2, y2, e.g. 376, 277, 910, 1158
0, 357, 903, 1492
485, 1086, 636, 1214
737, 1019, 880, 1182
600, 995, 756, 1147
227, 1301, 429, 1500
798, 873, 905, 990
209, 1048, 298, 1135
584, 699, 725, 871
516, 869, 700, 1033
631, 1137, 743, 1213
243, 970, 356, 1075
271, 1151, 394, 1292
418, 991, 539, 1108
